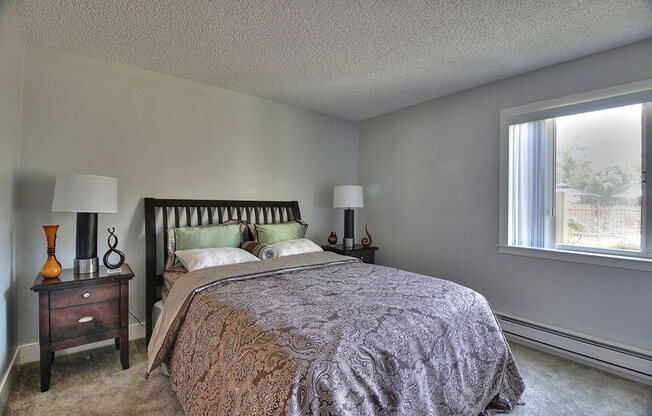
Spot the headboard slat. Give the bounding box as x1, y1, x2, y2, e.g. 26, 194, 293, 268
162, 207, 169, 266
144, 198, 301, 345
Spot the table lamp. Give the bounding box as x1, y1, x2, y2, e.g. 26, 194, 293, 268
52, 174, 117, 274
333, 185, 363, 249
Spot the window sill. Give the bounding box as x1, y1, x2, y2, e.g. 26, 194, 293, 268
497, 244, 652, 272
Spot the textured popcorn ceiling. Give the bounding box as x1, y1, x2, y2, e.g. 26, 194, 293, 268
9, 0, 652, 121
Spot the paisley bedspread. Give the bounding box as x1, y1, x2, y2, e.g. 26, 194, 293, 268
149, 252, 524, 415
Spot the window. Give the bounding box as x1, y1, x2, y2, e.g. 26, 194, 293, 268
555, 105, 643, 251
499, 80, 652, 270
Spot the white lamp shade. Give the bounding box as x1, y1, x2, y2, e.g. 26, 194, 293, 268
52, 174, 118, 213
333, 185, 363, 208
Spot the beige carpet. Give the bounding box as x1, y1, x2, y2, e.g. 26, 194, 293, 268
5, 340, 651, 415
5, 341, 183, 416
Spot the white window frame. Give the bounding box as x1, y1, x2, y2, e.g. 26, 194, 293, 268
498, 79, 652, 272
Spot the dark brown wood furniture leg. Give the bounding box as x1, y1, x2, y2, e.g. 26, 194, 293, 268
120, 328, 129, 369
40, 346, 51, 392
119, 280, 129, 369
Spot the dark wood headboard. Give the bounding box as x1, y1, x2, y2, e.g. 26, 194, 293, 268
144, 198, 301, 344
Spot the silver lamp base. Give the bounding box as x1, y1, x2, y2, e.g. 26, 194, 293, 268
74, 257, 98, 274
343, 238, 355, 249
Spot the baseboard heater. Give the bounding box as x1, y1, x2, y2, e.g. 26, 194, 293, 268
495, 313, 652, 386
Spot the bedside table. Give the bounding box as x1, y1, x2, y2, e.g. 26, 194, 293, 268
321, 244, 379, 264
30, 264, 134, 392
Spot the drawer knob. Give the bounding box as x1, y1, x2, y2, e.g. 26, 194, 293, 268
78, 316, 94, 323
83, 292, 91, 298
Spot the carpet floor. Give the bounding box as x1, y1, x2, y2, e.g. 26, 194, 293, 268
5, 340, 651, 415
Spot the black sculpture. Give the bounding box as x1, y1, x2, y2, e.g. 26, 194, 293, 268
103, 227, 125, 269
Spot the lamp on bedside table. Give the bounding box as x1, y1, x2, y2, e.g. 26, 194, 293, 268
52, 174, 117, 274
333, 185, 363, 249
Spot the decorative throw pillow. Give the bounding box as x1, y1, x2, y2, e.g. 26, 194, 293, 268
165, 220, 247, 269
174, 247, 259, 272
268, 238, 323, 257
241, 241, 278, 260
250, 220, 308, 244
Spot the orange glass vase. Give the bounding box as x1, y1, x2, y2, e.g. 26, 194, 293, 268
41, 225, 62, 278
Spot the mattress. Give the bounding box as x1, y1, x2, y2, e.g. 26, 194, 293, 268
152, 300, 164, 325
151, 300, 168, 376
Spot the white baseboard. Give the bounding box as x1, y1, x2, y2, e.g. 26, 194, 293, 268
0, 323, 144, 414
0, 348, 20, 413
18, 323, 145, 365
496, 312, 652, 386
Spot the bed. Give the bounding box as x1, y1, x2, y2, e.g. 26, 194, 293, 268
144, 198, 525, 415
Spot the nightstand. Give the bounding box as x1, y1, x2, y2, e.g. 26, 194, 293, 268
321, 244, 379, 264
30, 264, 134, 392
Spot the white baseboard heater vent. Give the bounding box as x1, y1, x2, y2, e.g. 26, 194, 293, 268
496, 313, 652, 386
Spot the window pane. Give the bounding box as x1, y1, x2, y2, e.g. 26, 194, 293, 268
555, 104, 642, 251
508, 121, 551, 248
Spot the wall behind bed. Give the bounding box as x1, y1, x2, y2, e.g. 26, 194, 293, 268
358, 39, 652, 352
14, 44, 358, 346
0, 0, 24, 394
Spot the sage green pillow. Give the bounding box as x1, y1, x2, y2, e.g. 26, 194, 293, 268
174, 224, 243, 253
255, 222, 307, 245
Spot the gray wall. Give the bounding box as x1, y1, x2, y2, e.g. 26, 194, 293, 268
15, 44, 358, 346
6, 15, 651, 356
0, 0, 24, 379
358, 39, 652, 350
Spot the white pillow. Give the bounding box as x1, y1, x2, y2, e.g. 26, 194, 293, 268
268, 238, 323, 257
165, 220, 247, 270
174, 247, 259, 272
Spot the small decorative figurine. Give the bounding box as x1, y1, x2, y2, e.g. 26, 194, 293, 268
361, 223, 373, 248
41, 225, 62, 278
103, 227, 126, 269
328, 231, 338, 246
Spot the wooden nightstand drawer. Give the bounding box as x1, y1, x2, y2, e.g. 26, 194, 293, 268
355, 253, 374, 263
321, 244, 378, 264
50, 282, 119, 309
50, 301, 119, 342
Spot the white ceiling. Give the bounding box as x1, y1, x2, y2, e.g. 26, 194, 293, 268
9, 0, 652, 121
